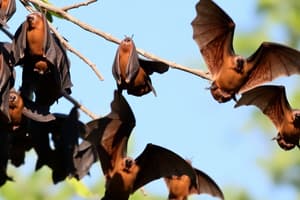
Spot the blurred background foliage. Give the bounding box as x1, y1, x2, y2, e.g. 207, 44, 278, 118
1, 0, 300, 199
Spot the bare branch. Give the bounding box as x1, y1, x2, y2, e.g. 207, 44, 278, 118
61, 0, 98, 12
20, 0, 104, 81
25, 0, 212, 81
61, 91, 98, 119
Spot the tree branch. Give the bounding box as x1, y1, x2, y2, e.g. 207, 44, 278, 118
61, 0, 98, 12
24, 0, 212, 81
61, 91, 98, 119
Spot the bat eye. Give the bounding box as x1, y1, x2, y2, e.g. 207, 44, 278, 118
125, 159, 133, 168
9, 94, 17, 102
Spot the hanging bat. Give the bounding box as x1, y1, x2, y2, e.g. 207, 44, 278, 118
30, 106, 85, 184
0, 42, 15, 124
164, 163, 224, 200
112, 37, 169, 96
234, 85, 300, 150
191, 0, 300, 103
11, 12, 72, 110
0, 0, 16, 27
50, 106, 86, 184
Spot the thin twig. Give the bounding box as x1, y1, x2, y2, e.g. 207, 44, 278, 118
20, 0, 104, 81
61, 0, 97, 12
61, 91, 98, 119
25, 0, 212, 81
0, 26, 14, 40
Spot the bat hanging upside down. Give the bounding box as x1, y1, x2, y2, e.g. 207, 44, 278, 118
191, 0, 300, 103
112, 37, 169, 96
235, 85, 300, 151
12, 11, 72, 110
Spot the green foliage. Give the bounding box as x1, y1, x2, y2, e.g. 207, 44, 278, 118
257, 0, 300, 47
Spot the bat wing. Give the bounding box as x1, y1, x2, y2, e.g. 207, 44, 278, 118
72, 140, 98, 180
191, 0, 236, 78
0, 0, 16, 26
239, 42, 300, 93
0, 42, 14, 122
138, 58, 169, 75
22, 97, 56, 122
133, 143, 197, 193
11, 22, 27, 66
190, 168, 224, 199
85, 91, 135, 175
235, 85, 290, 130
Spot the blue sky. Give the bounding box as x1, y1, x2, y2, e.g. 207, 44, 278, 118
1, 0, 299, 199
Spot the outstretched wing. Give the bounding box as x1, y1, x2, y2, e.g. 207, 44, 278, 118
85, 91, 135, 175
133, 144, 197, 193
191, 0, 235, 78
240, 42, 300, 93
190, 168, 224, 199
235, 85, 291, 130
138, 58, 169, 75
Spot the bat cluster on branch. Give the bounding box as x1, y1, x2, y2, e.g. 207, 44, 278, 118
0, 0, 299, 199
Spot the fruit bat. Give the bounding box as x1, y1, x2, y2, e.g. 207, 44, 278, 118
0, 0, 16, 27
235, 85, 300, 150
11, 12, 72, 111
0, 42, 15, 123
80, 93, 197, 199
100, 141, 198, 200
72, 90, 136, 180
164, 164, 224, 200
112, 37, 169, 96
191, 0, 300, 103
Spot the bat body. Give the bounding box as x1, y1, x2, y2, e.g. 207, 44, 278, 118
164, 166, 224, 200
235, 85, 300, 150
0, 0, 15, 26
11, 12, 72, 111
112, 37, 169, 96
101, 143, 198, 200
192, 0, 300, 103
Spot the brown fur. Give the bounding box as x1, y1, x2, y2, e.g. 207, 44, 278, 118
26, 12, 48, 74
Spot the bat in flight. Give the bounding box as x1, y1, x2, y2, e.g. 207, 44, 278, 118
72, 90, 136, 180
0, 0, 16, 27
79, 91, 198, 200
164, 162, 224, 200
112, 37, 169, 96
191, 0, 300, 103
235, 85, 300, 150
11, 12, 72, 111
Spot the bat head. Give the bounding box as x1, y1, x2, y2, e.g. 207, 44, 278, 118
122, 157, 135, 173
8, 90, 23, 109
26, 12, 44, 30
8, 90, 24, 129
120, 37, 134, 53
209, 81, 233, 103
273, 134, 296, 151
